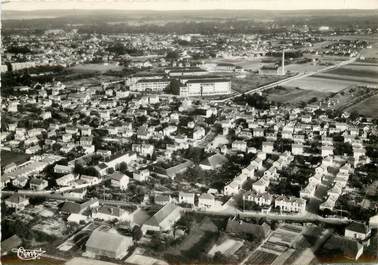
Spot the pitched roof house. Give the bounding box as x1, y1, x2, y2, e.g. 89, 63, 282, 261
85, 226, 133, 259
142, 202, 181, 233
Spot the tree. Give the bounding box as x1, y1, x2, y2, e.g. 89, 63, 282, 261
270, 220, 279, 230
119, 162, 128, 174
213, 252, 228, 264
349, 111, 359, 121
334, 142, 353, 156
166, 50, 180, 60
165, 79, 181, 95
132, 225, 143, 241
308, 97, 318, 104
74, 163, 84, 176
107, 167, 115, 174
233, 93, 270, 110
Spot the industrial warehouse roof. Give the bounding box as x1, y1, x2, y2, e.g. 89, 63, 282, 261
179, 75, 223, 80
169, 69, 206, 73
133, 73, 164, 77
136, 78, 171, 83
185, 78, 230, 84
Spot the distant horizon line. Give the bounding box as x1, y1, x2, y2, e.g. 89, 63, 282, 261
4, 8, 378, 12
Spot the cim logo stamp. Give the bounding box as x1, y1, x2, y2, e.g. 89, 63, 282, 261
12, 247, 46, 260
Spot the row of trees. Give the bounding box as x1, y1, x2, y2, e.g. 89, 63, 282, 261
233, 93, 271, 110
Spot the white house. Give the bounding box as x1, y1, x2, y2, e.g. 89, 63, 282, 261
322, 146, 334, 157
41, 111, 52, 120
64, 188, 87, 199
224, 181, 240, 196
56, 173, 77, 186
369, 215, 378, 229
133, 169, 150, 182
5, 195, 29, 210
54, 164, 74, 174
345, 222, 371, 241
29, 178, 48, 191
300, 182, 317, 198
262, 142, 274, 154
252, 176, 270, 193
232, 140, 247, 153
274, 196, 306, 213
282, 130, 293, 140
132, 144, 154, 157
110, 171, 129, 190
243, 191, 272, 207
198, 193, 215, 208
292, 144, 304, 155
193, 127, 206, 140
253, 128, 264, 137
62, 133, 73, 143
92, 206, 132, 222
178, 192, 195, 205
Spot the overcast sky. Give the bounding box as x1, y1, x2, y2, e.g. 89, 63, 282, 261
3, 0, 378, 11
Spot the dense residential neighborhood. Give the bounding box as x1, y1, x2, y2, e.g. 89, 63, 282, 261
1, 6, 378, 265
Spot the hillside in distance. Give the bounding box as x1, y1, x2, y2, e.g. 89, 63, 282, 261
2, 9, 378, 34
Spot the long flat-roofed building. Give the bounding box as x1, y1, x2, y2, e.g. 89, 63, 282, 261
130, 78, 171, 92
180, 78, 231, 97
127, 73, 165, 85
168, 68, 208, 77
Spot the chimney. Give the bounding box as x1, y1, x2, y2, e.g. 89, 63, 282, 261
281, 49, 285, 75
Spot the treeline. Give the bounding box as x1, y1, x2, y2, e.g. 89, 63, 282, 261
266, 51, 303, 58
106, 42, 144, 56
3, 9, 378, 33
77, 21, 289, 35
233, 93, 271, 110
6, 45, 32, 54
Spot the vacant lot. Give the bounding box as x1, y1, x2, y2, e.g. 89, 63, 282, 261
284, 63, 325, 74
346, 94, 378, 118
284, 77, 354, 92
1, 150, 30, 166
360, 41, 378, 59
232, 73, 288, 93
265, 86, 330, 105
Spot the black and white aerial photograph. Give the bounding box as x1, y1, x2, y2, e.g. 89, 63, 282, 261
1, 0, 378, 264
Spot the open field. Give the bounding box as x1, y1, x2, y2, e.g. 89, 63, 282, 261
1, 150, 30, 166
360, 41, 378, 59
284, 61, 378, 92
265, 86, 330, 105
283, 77, 357, 92
232, 73, 289, 93
283, 63, 325, 74
337, 62, 378, 72
62, 75, 122, 89
312, 73, 378, 84
345, 94, 378, 119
